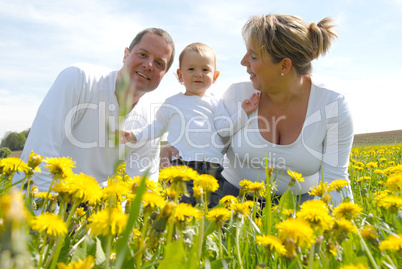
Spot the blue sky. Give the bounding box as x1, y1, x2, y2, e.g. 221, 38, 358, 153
1, 0, 401, 139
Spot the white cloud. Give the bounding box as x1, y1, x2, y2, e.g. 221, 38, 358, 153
0, 0, 401, 142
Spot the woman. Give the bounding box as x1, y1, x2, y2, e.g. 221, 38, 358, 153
162, 14, 354, 205
221, 14, 354, 205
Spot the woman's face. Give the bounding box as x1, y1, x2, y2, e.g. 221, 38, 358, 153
240, 41, 281, 92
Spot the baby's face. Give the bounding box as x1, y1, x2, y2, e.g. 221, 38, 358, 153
177, 51, 218, 97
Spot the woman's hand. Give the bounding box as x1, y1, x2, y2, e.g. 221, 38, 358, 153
242, 92, 260, 115
159, 144, 180, 169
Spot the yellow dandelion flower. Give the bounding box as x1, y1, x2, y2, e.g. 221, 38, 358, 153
30, 213, 67, 237
383, 164, 402, 176
373, 169, 383, 175
230, 202, 251, 217
34, 192, 57, 201
128, 176, 161, 194
297, 200, 334, 231
333, 202, 363, 220
359, 225, 378, 240
164, 187, 177, 200
88, 208, 128, 236
309, 182, 329, 197
256, 234, 287, 256
193, 174, 219, 192
388, 161, 396, 166
328, 179, 349, 193
64, 173, 103, 205
57, 255, 95, 269
0, 190, 30, 222
379, 234, 402, 252
102, 180, 131, 201
0, 157, 30, 177
255, 217, 262, 228
365, 162, 378, 169
356, 162, 365, 168
333, 218, 357, 234
287, 170, 304, 182
243, 200, 255, 209
239, 179, 253, 196
339, 263, 369, 269
219, 195, 238, 207
276, 218, 314, 248
375, 190, 391, 201
247, 182, 266, 198
115, 162, 127, 177
206, 207, 231, 227
193, 185, 203, 198
379, 157, 388, 163
281, 209, 294, 218
328, 242, 338, 256
44, 157, 76, 179
133, 228, 141, 237
141, 192, 166, 212
357, 176, 371, 182
383, 174, 402, 193
378, 195, 402, 212
75, 207, 86, 218
174, 203, 202, 222
352, 166, 364, 171
159, 166, 199, 195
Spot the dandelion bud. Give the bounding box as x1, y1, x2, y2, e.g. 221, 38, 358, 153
152, 202, 176, 233
30, 186, 38, 196
322, 193, 331, 204
27, 151, 43, 169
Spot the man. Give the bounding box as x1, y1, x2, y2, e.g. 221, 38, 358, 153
14, 28, 175, 193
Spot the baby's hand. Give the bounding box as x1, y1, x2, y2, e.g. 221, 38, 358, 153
120, 130, 137, 143
242, 92, 260, 115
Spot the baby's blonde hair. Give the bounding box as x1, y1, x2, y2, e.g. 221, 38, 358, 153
242, 14, 338, 75
178, 42, 217, 69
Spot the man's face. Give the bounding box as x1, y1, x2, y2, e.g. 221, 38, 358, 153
122, 33, 173, 94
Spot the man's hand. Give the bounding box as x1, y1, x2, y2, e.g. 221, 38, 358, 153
159, 144, 180, 169
242, 92, 260, 115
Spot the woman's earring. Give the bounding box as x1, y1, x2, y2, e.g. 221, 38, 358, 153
281, 72, 284, 76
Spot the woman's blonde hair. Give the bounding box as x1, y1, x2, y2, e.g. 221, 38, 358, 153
242, 14, 338, 75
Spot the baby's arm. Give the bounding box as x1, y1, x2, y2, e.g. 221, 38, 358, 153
120, 102, 171, 144
120, 130, 137, 143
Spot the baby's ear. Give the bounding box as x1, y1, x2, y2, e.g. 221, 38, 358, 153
176, 69, 183, 83
213, 70, 220, 82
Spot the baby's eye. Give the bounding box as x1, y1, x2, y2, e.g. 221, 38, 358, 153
203, 68, 210, 72
188, 68, 194, 71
